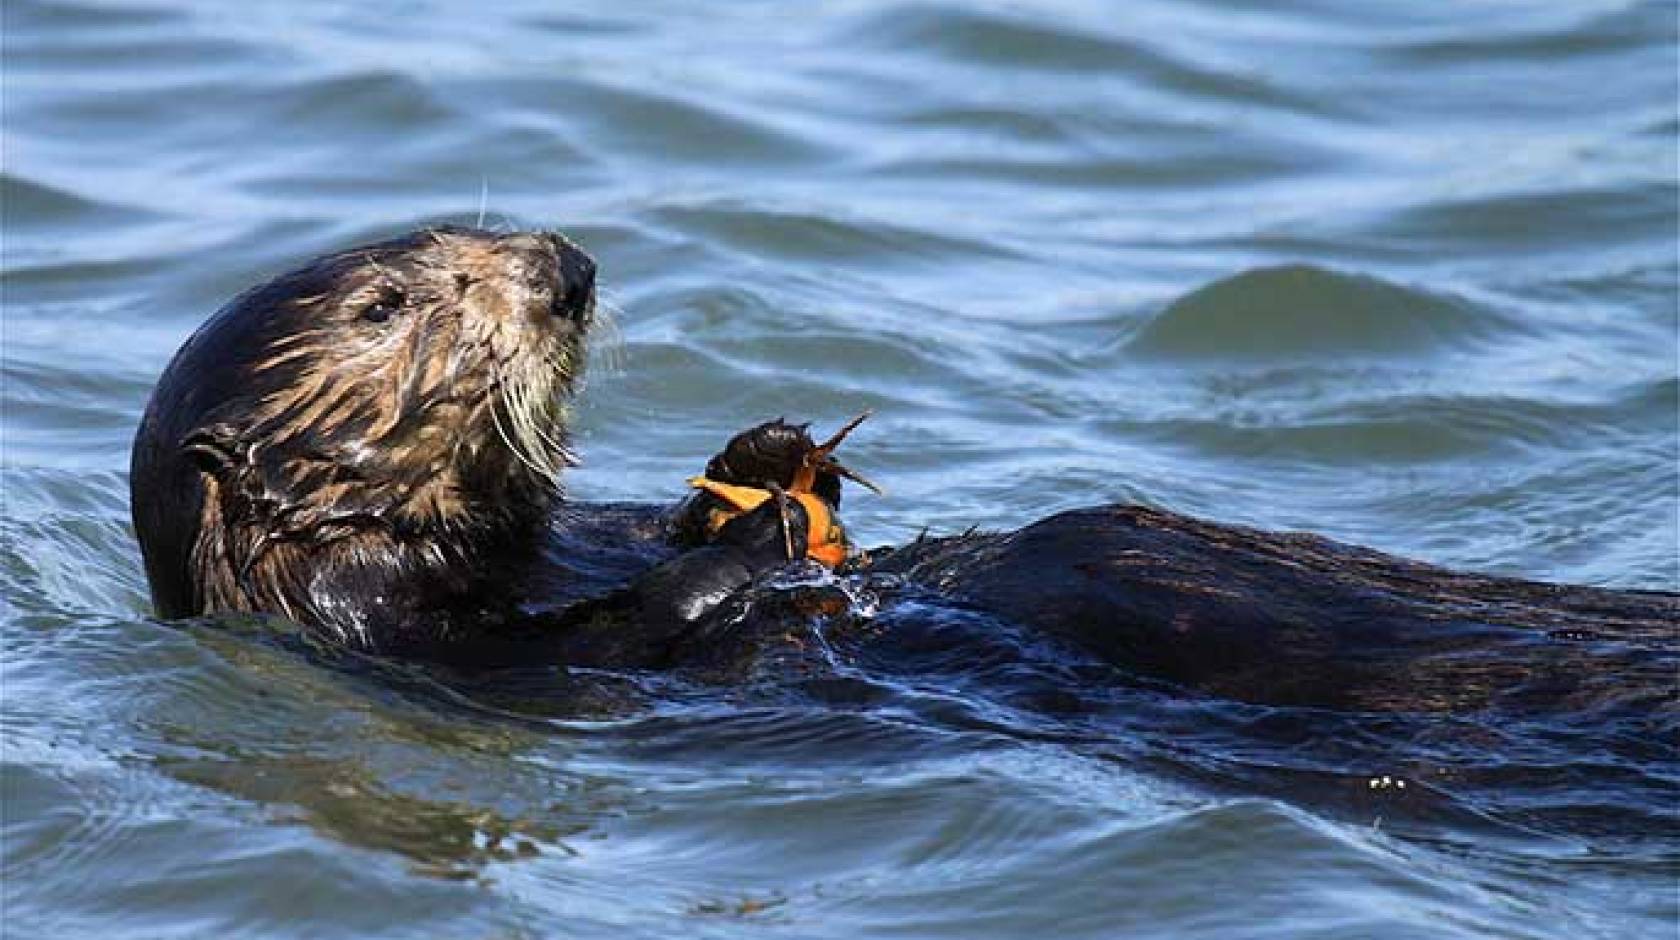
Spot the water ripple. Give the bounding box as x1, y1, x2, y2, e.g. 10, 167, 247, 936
3, 0, 1675, 936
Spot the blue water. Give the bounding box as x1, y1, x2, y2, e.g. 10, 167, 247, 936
3, 1, 1676, 937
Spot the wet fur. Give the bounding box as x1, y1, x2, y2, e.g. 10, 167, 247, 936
131, 227, 591, 646
131, 227, 1678, 714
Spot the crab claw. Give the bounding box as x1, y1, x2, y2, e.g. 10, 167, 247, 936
792, 410, 885, 496
813, 409, 874, 456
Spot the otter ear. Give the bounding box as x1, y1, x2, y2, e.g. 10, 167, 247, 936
181, 423, 245, 476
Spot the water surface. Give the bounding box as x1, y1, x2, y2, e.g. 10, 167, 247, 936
3, 1, 1676, 937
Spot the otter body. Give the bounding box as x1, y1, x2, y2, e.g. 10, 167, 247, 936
131, 228, 1677, 710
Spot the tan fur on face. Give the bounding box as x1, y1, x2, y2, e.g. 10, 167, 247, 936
247, 233, 583, 522
173, 229, 594, 636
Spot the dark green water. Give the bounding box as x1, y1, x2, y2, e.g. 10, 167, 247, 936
3, 1, 1676, 937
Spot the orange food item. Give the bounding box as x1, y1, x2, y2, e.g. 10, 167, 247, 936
687, 477, 849, 568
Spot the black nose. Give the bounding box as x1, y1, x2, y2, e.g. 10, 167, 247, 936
552, 237, 596, 317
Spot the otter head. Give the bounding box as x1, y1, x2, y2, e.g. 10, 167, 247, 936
131, 226, 596, 643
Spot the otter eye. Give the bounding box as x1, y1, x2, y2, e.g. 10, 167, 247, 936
363, 287, 406, 323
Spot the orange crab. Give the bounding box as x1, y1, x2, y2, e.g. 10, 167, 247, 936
685, 411, 880, 568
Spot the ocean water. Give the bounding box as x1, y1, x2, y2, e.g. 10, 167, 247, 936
2, 1, 1676, 937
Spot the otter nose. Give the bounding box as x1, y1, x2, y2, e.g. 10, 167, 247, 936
551, 236, 596, 318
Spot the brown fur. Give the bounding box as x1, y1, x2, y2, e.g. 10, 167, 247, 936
131, 227, 596, 646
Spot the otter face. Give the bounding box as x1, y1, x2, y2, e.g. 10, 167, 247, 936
238, 227, 596, 519
131, 226, 598, 629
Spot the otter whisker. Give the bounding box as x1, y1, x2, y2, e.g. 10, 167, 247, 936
492, 354, 571, 485
589, 297, 626, 376
526, 377, 572, 473
506, 377, 546, 475
515, 383, 567, 465
489, 390, 555, 482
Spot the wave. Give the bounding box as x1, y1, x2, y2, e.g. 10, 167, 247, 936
837, 3, 1334, 116
0, 172, 165, 231
1128, 265, 1516, 361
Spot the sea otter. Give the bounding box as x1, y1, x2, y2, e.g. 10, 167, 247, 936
130, 226, 827, 665
132, 228, 599, 646
131, 227, 1677, 711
